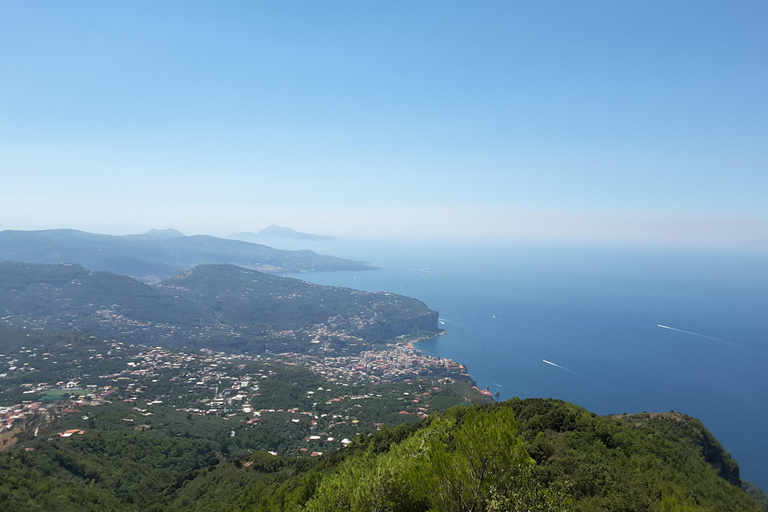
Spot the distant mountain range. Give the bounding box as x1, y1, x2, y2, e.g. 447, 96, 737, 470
0, 229, 373, 282
229, 225, 336, 243
0, 261, 437, 355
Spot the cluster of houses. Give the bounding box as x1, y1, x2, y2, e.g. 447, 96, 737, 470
93, 307, 172, 337
1, 383, 117, 434
0, 343, 40, 377
1, 327, 485, 458
1, 402, 45, 431
277, 342, 468, 385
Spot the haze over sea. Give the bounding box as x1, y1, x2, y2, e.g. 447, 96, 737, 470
288, 239, 768, 489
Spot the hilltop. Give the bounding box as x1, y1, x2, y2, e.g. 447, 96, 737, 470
0, 261, 438, 355
0, 229, 373, 283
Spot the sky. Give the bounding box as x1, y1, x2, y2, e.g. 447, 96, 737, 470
1, 1, 766, 245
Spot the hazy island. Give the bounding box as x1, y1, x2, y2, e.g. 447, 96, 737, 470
230, 224, 336, 243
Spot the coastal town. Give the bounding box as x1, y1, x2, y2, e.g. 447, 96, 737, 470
1, 328, 492, 456
275, 335, 470, 384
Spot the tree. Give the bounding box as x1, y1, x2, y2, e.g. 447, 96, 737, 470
421, 405, 534, 512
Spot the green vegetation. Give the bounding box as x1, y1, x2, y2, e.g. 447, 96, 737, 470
742, 480, 768, 512
2, 399, 761, 511
0, 262, 764, 511
508, 399, 758, 511
0, 324, 489, 454
0, 430, 217, 511
0, 261, 438, 355
226, 401, 759, 512
0, 325, 760, 512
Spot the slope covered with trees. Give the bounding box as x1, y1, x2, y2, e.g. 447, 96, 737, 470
0, 324, 760, 510
1, 399, 760, 511
0, 262, 438, 355
233, 400, 759, 512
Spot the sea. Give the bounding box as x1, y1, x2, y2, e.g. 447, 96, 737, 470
285, 239, 768, 490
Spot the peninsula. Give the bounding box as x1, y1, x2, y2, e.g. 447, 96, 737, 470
0, 229, 373, 283
0, 261, 438, 356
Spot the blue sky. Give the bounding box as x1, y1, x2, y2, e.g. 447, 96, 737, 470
1, 1, 766, 244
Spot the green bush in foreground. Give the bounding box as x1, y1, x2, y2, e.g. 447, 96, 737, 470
1, 400, 762, 511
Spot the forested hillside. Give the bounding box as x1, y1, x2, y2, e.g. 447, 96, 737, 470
1, 399, 760, 511
0, 262, 438, 355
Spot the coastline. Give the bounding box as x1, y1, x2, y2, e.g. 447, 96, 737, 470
410, 330, 498, 400
402, 329, 446, 350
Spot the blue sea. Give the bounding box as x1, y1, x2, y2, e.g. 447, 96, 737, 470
288, 240, 768, 489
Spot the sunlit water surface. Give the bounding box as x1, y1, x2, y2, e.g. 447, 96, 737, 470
287, 240, 768, 489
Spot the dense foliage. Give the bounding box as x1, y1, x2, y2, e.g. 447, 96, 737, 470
228, 401, 759, 512
1, 399, 761, 511
0, 265, 763, 511
742, 481, 768, 512
0, 261, 438, 354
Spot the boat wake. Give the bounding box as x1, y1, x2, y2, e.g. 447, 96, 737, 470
542, 359, 573, 372
438, 317, 484, 334
657, 324, 720, 342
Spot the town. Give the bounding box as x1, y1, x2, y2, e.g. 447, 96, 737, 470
1, 327, 492, 457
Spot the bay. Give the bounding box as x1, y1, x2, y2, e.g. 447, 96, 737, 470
287, 239, 768, 489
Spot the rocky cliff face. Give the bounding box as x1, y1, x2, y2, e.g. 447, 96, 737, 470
699, 426, 742, 487
610, 411, 745, 489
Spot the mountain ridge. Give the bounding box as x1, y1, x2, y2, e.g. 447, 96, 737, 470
0, 229, 374, 282
0, 260, 437, 355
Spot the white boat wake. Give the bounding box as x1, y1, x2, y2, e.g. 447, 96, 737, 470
542, 359, 573, 372
657, 324, 720, 341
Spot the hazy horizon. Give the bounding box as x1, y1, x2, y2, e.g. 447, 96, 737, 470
2, 2, 766, 247
2, 224, 766, 256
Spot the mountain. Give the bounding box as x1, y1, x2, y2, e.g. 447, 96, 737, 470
0, 229, 373, 282
219, 400, 760, 511
0, 261, 438, 354
251, 399, 760, 511
1, 391, 761, 511
230, 225, 336, 243
131, 228, 187, 239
